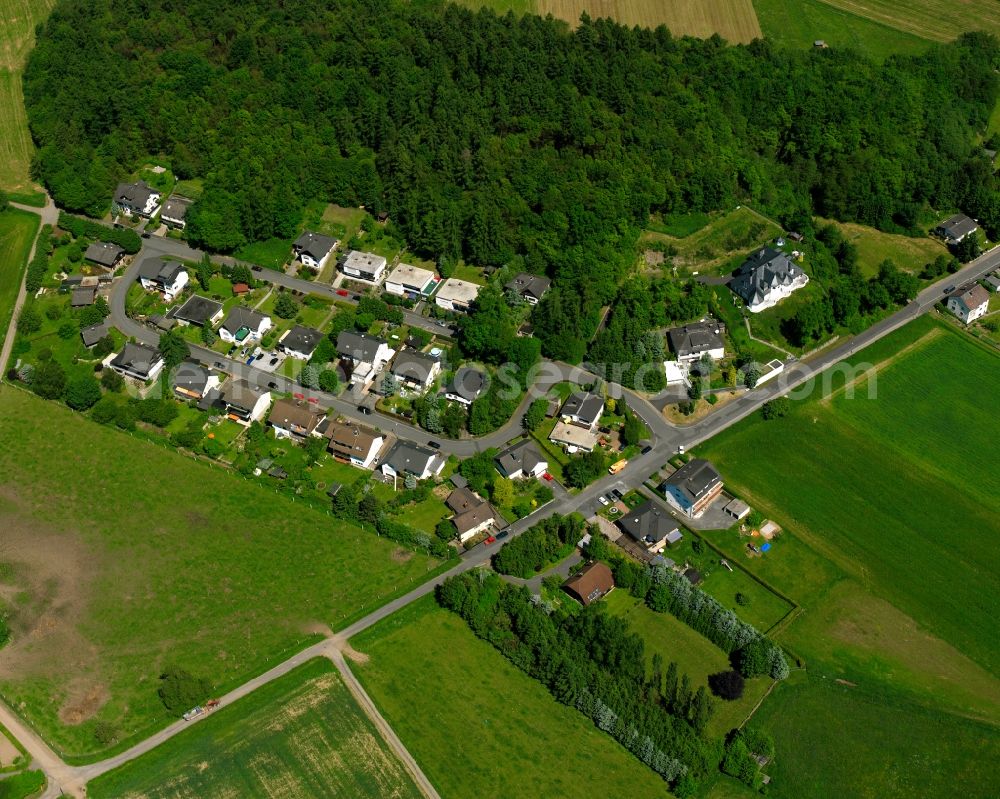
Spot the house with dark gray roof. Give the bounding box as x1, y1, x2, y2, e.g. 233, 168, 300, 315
219, 306, 272, 344
495, 440, 548, 480
660, 459, 723, 518
390, 350, 441, 391
279, 325, 324, 360
71, 286, 97, 307
444, 366, 487, 406
731, 248, 809, 312
161, 196, 192, 229
336, 331, 394, 388
109, 343, 164, 382
137, 257, 189, 300
293, 231, 339, 270
505, 272, 552, 304
617, 499, 681, 553
560, 391, 604, 430
84, 241, 125, 269
113, 180, 161, 217
668, 320, 725, 363
173, 295, 224, 327
934, 214, 979, 245
380, 441, 444, 480
172, 361, 221, 401
80, 320, 111, 348
219, 380, 272, 424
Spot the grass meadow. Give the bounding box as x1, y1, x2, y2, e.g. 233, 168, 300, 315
0, 388, 443, 760
816, 219, 947, 277
87, 658, 421, 799
0, 208, 39, 337
353, 596, 668, 799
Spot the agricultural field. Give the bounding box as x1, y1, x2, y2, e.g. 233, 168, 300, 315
0, 388, 442, 759
87, 658, 422, 799
816, 0, 1000, 42
0, 0, 57, 195
353, 596, 668, 799
817, 219, 947, 277
0, 208, 39, 336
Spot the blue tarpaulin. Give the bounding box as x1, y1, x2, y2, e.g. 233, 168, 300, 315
761, 542, 772, 552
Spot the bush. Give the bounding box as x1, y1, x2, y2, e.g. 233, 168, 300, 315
708, 670, 745, 700
318, 369, 339, 393
30, 360, 66, 399
158, 667, 211, 715
735, 639, 771, 678
64, 374, 102, 410
100, 369, 124, 392
735, 591, 750, 606
761, 397, 790, 420
16, 304, 41, 334
90, 396, 119, 424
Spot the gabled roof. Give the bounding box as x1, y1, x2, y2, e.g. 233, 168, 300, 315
326, 420, 380, 455
336, 331, 388, 363
220, 305, 268, 335
110, 343, 162, 376
952, 282, 990, 311
293, 231, 338, 260
173, 294, 223, 326
137, 257, 185, 285
668, 320, 725, 358
495, 440, 547, 476
452, 502, 503, 537
391, 350, 439, 383
731, 248, 805, 306
561, 391, 604, 424
84, 241, 124, 267
71, 286, 96, 306
268, 398, 322, 432
617, 499, 679, 544
563, 561, 614, 606
936, 214, 978, 240
662, 458, 722, 504
161, 196, 192, 220
446, 486, 483, 514
114, 180, 158, 207
172, 361, 213, 395
505, 272, 551, 299
382, 441, 438, 476
280, 325, 323, 355
80, 320, 110, 347
220, 379, 265, 411
445, 367, 487, 401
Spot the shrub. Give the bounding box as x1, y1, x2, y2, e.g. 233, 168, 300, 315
158, 667, 211, 715
101, 369, 124, 392
735, 591, 750, 606
64, 375, 102, 410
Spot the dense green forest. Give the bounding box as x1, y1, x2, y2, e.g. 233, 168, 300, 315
24, 0, 1000, 360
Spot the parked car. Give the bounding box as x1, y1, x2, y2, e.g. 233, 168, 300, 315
269, 357, 279, 366
641, 445, 652, 454
944, 285, 956, 294
542, 472, 553, 481
611, 488, 624, 500
141, 232, 151, 239
427, 440, 441, 449
267, 381, 278, 389
336, 289, 350, 297
496, 531, 509, 540
484, 535, 496, 545
359, 406, 371, 415
598, 496, 610, 506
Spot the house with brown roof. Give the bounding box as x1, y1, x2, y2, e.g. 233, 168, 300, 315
268, 399, 323, 439
326, 419, 383, 469
946, 282, 990, 324
444, 486, 504, 543
563, 561, 615, 606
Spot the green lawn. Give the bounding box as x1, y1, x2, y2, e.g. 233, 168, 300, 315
170, 178, 203, 200
646, 211, 712, 239
751, 673, 1000, 799
603, 591, 771, 737
699, 316, 1000, 676
86, 658, 421, 799
234, 237, 292, 270
353, 596, 668, 799
398, 495, 450, 535
753, 0, 932, 60
816, 219, 947, 277
0, 388, 441, 760
0, 208, 40, 340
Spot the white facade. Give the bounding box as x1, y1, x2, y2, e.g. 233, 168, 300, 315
385, 263, 436, 296
747, 273, 809, 313
435, 278, 481, 312
340, 250, 387, 284
218, 313, 272, 344
140, 269, 188, 302
947, 293, 989, 324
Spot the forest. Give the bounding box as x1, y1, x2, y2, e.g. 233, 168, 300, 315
24, 0, 1000, 361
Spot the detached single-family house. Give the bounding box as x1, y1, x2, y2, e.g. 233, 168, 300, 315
445, 487, 505, 543
731, 248, 809, 312
435, 278, 480, 312
113, 180, 160, 218
934, 214, 979, 245
326, 420, 383, 469
220, 380, 271, 424
160, 196, 193, 229
173, 295, 224, 327
390, 350, 441, 392
279, 325, 324, 361
561, 391, 604, 431
80, 320, 110, 348
71, 286, 97, 307
504, 272, 551, 305
385, 263, 436, 297
218, 306, 272, 344
380, 441, 444, 481
336, 331, 394, 387
946, 282, 990, 324
84, 241, 125, 270
494, 440, 548, 480
667, 320, 726, 363
617, 499, 682, 553
268, 398, 323, 439
109, 343, 165, 382
549, 421, 598, 454
562, 561, 615, 606
660, 458, 724, 518
340, 250, 387, 284
137, 258, 189, 301
444, 367, 487, 406
293, 231, 339, 270
172, 361, 221, 402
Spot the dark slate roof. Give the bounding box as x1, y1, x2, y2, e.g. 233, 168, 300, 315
667, 321, 725, 359
495, 440, 547, 476
220, 379, 265, 411
220, 305, 267, 335
731, 248, 805, 306
382, 441, 438, 475
161, 196, 192, 220
505, 272, 552, 300
110, 343, 162, 376
281, 325, 323, 356
84, 241, 124, 267
137, 257, 185, 284
172, 360, 212, 395
336, 331, 387, 363
80, 321, 110, 347
661, 459, 722, 504
561, 391, 604, 424
936, 214, 978, 240
114, 180, 157, 207
445, 367, 487, 401
617, 499, 680, 545
71, 286, 96, 306
293, 231, 338, 260
391, 350, 439, 383
173, 294, 223, 326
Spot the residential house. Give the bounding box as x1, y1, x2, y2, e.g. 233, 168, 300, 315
279, 325, 324, 360
160, 196, 192, 229
435, 278, 480, 312
562, 561, 615, 606
173, 295, 224, 327
218, 306, 272, 344
113, 180, 160, 218
504, 272, 551, 305
390, 350, 441, 392
667, 320, 726, 363
385, 263, 436, 297
268, 398, 323, 439
985, 274, 1000, 292
380, 441, 444, 481
80, 320, 110, 348
946, 282, 990, 324
293, 231, 339, 270
84, 241, 125, 270
617, 499, 682, 552
326, 420, 383, 469
560, 391, 604, 430
444, 367, 487, 406
172, 361, 221, 402
549, 421, 598, 454
340, 250, 387, 284
220, 380, 271, 425
934, 214, 979, 245
336, 331, 394, 388
660, 458, 724, 518
731, 247, 809, 312
495, 440, 548, 480
71, 286, 97, 307
109, 343, 165, 382
445, 487, 504, 543
137, 257, 189, 301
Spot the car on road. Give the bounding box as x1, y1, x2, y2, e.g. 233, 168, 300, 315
267, 381, 279, 389
484, 535, 496, 545
598, 496, 610, 506
611, 488, 624, 500
542, 472, 553, 481
944, 285, 956, 294
141, 232, 151, 238
214, 361, 225, 369
641, 445, 652, 454
427, 440, 441, 449
496, 531, 509, 540
336, 289, 350, 297
437, 321, 449, 328
358, 406, 371, 415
